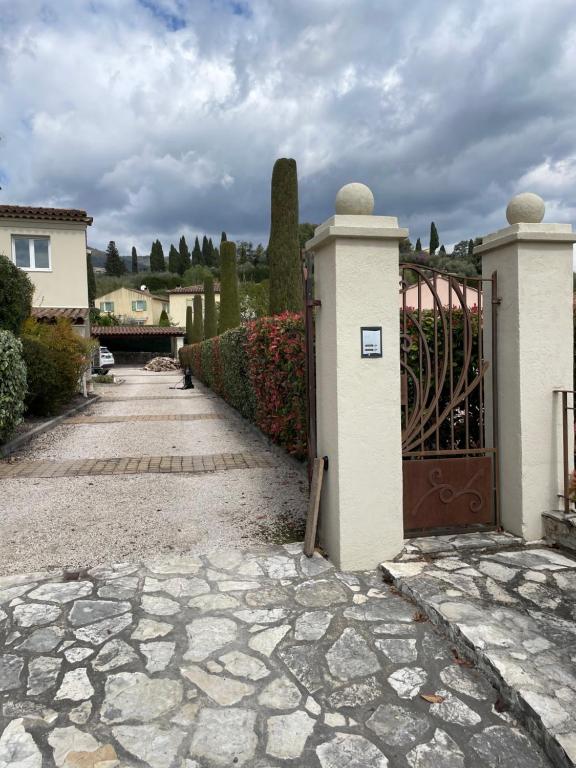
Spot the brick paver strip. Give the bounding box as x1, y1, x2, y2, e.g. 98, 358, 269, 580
99, 395, 213, 402
0, 451, 276, 479
66, 414, 226, 425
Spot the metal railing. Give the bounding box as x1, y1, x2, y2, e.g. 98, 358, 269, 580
555, 389, 575, 515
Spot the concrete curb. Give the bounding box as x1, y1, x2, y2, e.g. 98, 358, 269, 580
0, 395, 101, 458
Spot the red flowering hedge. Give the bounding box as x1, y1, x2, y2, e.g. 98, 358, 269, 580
179, 313, 306, 459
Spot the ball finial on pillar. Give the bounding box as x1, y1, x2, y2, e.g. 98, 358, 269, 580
335, 183, 374, 215
506, 192, 545, 225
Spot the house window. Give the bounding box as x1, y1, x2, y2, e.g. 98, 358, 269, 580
100, 301, 114, 312
132, 300, 147, 311
12, 236, 51, 270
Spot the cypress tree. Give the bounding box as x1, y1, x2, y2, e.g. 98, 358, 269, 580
207, 238, 215, 268
267, 158, 302, 315
192, 237, 202, 266
439, 244, 446, 254
192, 294, 204, 342
179, 236, 191, 275
429, 222, 439, 255
158, 309, 170, 327
201, 236, 210, 266
221, 231, 227, 243
415, 237, 422, 252
87, 252, 96, 307
468, 239, 474, 256
105, 241, 125, 276
168, 244, 180, 273
131, 246, 138, 273
150, 240, 166, 272
203, 274, 217, 339
185, 305, 193, 344
218, 241, 241, 333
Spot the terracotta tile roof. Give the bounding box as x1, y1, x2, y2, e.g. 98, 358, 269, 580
0, 205, 93, 225
96, 287, 167, 301
32, 307, 89, 323
91, 325, 185, 337
167, 283, 221, 294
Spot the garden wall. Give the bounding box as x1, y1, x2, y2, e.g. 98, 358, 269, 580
179, 313, 307, 459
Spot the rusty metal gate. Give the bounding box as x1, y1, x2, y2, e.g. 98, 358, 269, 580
400, 264, 500, 535
303, 253, 319, 484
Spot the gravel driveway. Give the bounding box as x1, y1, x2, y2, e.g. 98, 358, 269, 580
0, 367, 307, 576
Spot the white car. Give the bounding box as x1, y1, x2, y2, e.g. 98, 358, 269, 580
93, 346, 115, 374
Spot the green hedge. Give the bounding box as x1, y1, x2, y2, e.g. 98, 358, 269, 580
20, 336, 64, 416
180, 314, 304, 456
0, 330, 27, 443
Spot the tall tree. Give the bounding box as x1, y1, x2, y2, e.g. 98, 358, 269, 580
168, 244, 181, 274
105, 241, 125, 276
439, 244, 446, 254
400, 237, 413, 257
298, 222, 316, 251
150, 240, 166, 272
208, 238, 215, 268
192, 237, 202, 267
429, 222, 439, 255
268, 157, 302, 315
415, 237, 422, 252
221, 231, 227, 243
203, 275, 217, 339
131, 246, 138, 273
87, 252, 96, 307
0, 255, 33, 334
192, 295, 204, 342
468, 239, 474, 256
201, 236, 210, 267
218, 241, 241, 333
185, 305, 194, 345
452, 240, 470, 260
179, 236, 191, 275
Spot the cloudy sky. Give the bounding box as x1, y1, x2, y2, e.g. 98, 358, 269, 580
1, 0, 576, 254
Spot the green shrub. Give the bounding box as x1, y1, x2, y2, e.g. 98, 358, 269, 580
219, 327, 256, 422
22, 318, 95, 407
185, 305, 193, 344
179, 314, 303, 456
204, 275, 217, 339
0, 330, 27, 443
20, 336, 62, 416
218, 242, 241, 333
192, 295, 204, 342
0, 254, 34, 334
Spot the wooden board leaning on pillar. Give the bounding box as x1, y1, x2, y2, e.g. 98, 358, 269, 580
304, 456, 325, 557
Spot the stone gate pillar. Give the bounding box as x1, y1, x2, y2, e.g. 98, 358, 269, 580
479, 193, 576, 541
306, 183, 407, 570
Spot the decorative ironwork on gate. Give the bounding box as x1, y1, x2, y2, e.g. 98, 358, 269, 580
400, 264, 499, 534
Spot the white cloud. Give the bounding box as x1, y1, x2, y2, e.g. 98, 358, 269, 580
0, 0, 575, 254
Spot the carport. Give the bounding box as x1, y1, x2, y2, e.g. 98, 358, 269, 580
91, 325, 185, 364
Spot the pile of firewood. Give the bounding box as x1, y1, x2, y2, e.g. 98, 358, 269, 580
143, 357, 181, 372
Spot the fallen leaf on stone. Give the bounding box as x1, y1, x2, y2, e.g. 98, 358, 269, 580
413, 611, 428, 623
420, 693, 445, 704
452, 650, 474, 667
494, 696, 508, 712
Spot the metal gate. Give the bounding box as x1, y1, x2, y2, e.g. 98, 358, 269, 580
400, 264, 499, 535
303, 253, 319, 484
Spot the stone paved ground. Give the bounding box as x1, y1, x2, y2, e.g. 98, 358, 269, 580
0, 368, 307, 575
0, 543, 552, 768
382, 537, 576, 767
